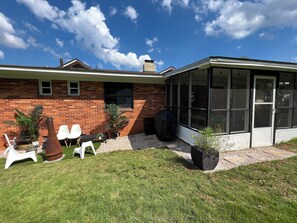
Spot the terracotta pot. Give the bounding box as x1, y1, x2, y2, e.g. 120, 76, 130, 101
191, 146, 219, 171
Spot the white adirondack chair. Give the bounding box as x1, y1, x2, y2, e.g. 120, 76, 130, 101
57, 125, 70, 147
3, 134, 37, 169
73, 141, 96, 159
67, 124, 82, 146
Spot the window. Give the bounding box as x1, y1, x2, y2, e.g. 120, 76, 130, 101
190, 69, 208, 130
68, 81, 80, 96
39, 80, 52, 95
104, 82, 133, 108
277, 73, 293, 128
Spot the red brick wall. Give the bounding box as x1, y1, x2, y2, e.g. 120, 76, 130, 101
0, 78, 165, 150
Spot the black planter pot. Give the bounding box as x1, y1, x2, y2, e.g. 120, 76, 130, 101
191, 146, 219, 171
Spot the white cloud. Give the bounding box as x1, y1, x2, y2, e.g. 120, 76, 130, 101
203, 0, 297, 39
55, 38, 64, 47
28, 36, 60, 58
155, 0, 190, 13
16, 0, 62, 21
0, 12, 27, 49
259, 32, 274, 40
23, 22, 41, 32
110, 7, 117, 17
155, 60, 164, 67
293, 57, 297, 62
236, 45, 242, 49
146, 37, 159, 53
146, 37, 158, 48
124, 6, 138, 22
18, 0, 151, 70
294, 36, 297, 43
0, 50, 4, 59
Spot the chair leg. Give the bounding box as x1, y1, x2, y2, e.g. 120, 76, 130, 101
64, 139, 68, 147
5, 157, 14, 169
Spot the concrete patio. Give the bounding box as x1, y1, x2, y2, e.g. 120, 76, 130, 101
97, 133, 297, 172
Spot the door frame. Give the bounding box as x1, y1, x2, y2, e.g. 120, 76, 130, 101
251, 75, 276, 147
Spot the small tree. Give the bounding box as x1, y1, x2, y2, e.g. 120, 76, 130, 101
4, 105, 44, 142
106, 104, 129, 137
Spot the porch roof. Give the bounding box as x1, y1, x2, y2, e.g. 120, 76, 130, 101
165, 56, 297, 77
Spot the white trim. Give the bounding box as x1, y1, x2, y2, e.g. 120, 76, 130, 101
39, 80, 52, 96
67, 81, 80, 96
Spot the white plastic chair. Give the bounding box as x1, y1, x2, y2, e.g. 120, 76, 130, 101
3, 134, 37, 169
73, 141, 96, 159
57, 125, 69, 147
67, 124, 82, 146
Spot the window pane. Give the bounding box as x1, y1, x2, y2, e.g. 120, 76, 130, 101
231, 110, 247, 132
277, 73, 293, 107
191, 109, 207, 130
42, 88, 51, 94
179, 74, 189, 107
42, 81, 51, 87
276, 108, 292, 128
179, 108, 188, 125
231, 70, 249, 109
209, 111, 227, 133
255, 79, 273, 103
70, 82, 78, 88
255, 104, 272, 127
70, 89, 78, 95
191, 69, 207, 109
211, 68, 230, 109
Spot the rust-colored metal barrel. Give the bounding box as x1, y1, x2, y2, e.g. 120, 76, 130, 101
45, 117, 63, 161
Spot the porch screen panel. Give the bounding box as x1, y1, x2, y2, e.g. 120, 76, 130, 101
190, 69, 208, 130
165, 79, 170, 109
230, 70, 250, 132
277, 73, 293, 128
171, 76, 178, 118
292, 74, 297, 127
210, 68, 230, 133
179, 73, 189, 126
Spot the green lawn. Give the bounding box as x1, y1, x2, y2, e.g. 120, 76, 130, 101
276, 137, 297, 153
0, 146, 296, 222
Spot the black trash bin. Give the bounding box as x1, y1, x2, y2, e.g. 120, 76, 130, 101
143, 117, 156, 135
154, 110, 177, 141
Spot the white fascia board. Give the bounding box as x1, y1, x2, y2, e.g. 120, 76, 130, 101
0, 67, 165, 84
164, 58, 210, 78
210, 58, 297, 72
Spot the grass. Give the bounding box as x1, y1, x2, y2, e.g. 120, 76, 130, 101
276, 137, 297, 153
0, 146, 296, 222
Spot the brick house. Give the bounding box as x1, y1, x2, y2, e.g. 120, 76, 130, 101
0, 59, 166, 150
2, 56, 297, 151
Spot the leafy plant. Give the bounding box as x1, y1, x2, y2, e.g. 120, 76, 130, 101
193, 127, 223, 153
4, 105, 44, 141
106, 104, 129, 136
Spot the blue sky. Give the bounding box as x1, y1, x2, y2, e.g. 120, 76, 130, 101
1, 0, 297, 72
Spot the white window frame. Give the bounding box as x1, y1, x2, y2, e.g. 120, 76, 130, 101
39, 80, 52, 96
68, 81, 80, 96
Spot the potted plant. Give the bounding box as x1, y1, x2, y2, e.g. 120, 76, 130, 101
4, 105, 44, 147
191, 127, 222, 171
106, 104, 129, 138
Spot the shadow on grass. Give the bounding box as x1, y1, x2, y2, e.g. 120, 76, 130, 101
171, 156, 198, 170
